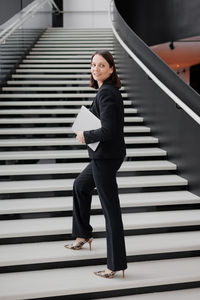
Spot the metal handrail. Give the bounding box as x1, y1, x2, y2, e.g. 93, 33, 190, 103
109, 0, 200, 126
0, 1, 40, 39
0, 0, 60, 45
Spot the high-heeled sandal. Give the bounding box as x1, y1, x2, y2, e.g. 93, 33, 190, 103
64, 237, 93, 251
94, 269, 125, 279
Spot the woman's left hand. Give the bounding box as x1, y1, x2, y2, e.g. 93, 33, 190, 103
74, 130, 85, 144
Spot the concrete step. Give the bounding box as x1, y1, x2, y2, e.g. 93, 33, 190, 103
7, 80, 93, 84
0, 191, 199, 214
0, 175, 187, 194
25, 55, 98, 59
12, 74, 91, 78
2, 40, 35, 44
5, 36, 39, 40
32, 46, 114, 50
22, 59, 91, 63
0, 92, 128, 98
0, 231, 200, 267
99, 288, 200, 300
36, 40, 114, 44
0, 100, 94, 106
44, 28, 112, 32
39, 36, 114, 39
15, 68, 92, 73
0, 136, 158, 147
0, 108, 89, 115
0, 116, 142, 124
0, 92, 97, 98
0, 108, 137, 115
0, 146, 163, 159
43, 31, 113, 34
0, 148, 166, 159
0, 126, 149, 135
2, 86, 125, 91
0, 99, 131, 106
1, 44, 32, 48
21, 59, 98, 63
33, 44, 114, 48
2, 189, 200, 212
0, 257, 199, 299
34, 43, 114, 47
42, 34, 114, 38
0, 59, 19, 63
38, 35, 114, 39
7, 56, 119, 63
0, 56, 21, 60
0, 161, 176, 176
29, 50, 108, 55
18, 63, 92, 68
0, 209, 199, 239
41, 31, 113, 34
42, 29, 113, 32
39, 37, 114, 41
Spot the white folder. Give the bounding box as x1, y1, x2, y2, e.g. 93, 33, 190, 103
72, 106, 101, 151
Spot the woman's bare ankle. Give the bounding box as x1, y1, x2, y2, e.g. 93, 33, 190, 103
76, 237, 85, 242
105, 268, 114, 274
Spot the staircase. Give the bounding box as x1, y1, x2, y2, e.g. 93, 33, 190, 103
0, 28, 200, 299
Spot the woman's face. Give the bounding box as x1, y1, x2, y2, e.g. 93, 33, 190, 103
91, 54, 113, 86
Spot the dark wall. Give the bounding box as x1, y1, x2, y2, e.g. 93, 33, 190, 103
115, 0, 200, 46
114, 1, 200, 196
0, 0, 34, 25
190, 64, 200, 95
123, 57, 200, 195
52, 0, 63, 27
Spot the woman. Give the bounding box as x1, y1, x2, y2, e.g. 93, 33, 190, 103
65, 50, 127, 279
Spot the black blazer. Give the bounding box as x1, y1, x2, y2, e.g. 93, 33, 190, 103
84, 82, 126, 160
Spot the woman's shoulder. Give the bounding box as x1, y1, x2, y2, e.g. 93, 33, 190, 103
97, 84, 123, 109
100, 83, 117, 91
98, 83, 121, 97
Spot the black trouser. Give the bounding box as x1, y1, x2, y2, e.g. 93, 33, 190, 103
72, 159, 127, 272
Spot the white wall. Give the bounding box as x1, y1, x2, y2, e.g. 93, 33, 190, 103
22, 3, 52, 28
63, 0, 111, 28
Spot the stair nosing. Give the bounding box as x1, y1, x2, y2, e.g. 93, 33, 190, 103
0, 191, 199, 214
0, 257, 200, 299
0, 175, 188, 194
1, 232, 200, 267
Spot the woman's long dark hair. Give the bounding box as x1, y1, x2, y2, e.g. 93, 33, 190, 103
90, 50, 121, 89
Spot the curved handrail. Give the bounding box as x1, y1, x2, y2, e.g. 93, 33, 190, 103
0, 0, 60, 45
109, 0, 200, 126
